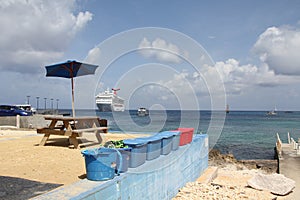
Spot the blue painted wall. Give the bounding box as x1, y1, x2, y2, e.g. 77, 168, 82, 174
33, 134, 208, 200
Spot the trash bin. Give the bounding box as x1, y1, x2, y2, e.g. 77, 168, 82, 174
123, 139, 147, 168
116, 147, 131, 173
161, 131, 181, 151
156, 132, 173, 155
137, 136, 162, 160
81, 148, 122, 181
177, 128, 194, 146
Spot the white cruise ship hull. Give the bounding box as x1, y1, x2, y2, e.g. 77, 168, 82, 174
96, 103, 125, 112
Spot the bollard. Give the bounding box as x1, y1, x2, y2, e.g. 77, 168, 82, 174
291, 138, 295, 149
297, 145, 300, 155
16, 115, 20, 128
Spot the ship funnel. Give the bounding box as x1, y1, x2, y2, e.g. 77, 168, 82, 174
112, 88, 120, 95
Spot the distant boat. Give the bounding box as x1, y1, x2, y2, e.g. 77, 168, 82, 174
226, 104, 229, 113
137, 107, 149, 116
267, 107, 277, 116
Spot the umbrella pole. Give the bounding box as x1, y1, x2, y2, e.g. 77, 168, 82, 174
71, 77, 75, 117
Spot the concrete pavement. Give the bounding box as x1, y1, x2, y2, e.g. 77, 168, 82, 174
278, 142, 300, 199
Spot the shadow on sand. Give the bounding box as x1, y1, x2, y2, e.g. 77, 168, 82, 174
0, 176, 62, 200
34, 137, 101, 149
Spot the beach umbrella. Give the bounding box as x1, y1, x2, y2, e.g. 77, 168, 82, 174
45, 60, 98, 117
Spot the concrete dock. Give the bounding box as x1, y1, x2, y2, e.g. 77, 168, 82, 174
277, 133, 300, 199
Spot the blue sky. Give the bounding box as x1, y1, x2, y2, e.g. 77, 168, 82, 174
1, 0, 300, 111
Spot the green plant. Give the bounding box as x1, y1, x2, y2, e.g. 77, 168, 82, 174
103, 140, 128, 148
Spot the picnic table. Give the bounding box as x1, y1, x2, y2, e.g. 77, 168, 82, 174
37, 116, 108, 149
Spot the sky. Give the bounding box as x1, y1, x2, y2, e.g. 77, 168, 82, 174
1, 0, 300, 111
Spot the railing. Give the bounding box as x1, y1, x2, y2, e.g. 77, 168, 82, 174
276, 133, 282, 158
277, 132, 300, 156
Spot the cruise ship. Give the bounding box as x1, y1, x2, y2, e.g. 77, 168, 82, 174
95, 88, 125, 112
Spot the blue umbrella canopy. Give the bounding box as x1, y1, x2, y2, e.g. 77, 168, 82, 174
45, 60, 98, 78
45, 60, 98, 117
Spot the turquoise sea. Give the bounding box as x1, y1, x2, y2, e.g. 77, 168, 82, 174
65, 109, 300, 160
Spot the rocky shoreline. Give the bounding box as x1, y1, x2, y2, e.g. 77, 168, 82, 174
173, 149, 290, 200
209, 149, 278, 173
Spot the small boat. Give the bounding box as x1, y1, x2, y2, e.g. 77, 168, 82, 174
137, 108, 149, 116
267, 107, 277, 116
226, 104, 229, 113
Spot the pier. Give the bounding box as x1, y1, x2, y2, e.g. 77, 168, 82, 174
276, 133, 300, 198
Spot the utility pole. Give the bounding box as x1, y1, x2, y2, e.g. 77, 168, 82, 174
44, 98, 47, 110
36, 97, 40, 110
51, 98, 54, 114
26, 95, 30, 104
56, 99, 59, 114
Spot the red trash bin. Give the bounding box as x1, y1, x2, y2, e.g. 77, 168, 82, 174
177, 128, 194, 146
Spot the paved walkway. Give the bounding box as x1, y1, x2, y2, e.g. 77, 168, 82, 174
279, 143, 300, 199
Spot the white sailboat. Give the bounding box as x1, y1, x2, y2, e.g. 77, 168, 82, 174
267, 107, 277, 116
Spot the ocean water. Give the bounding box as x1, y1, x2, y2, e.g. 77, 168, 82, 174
66, 109, 300, 160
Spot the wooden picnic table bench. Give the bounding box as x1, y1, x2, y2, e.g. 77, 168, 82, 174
37, 116, 108, 149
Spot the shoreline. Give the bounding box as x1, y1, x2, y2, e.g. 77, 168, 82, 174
174, 150, 289, 200
209, 149, 278, 173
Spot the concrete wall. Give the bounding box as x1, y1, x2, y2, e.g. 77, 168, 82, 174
0, 116, 17, 127
32, 134, 208, 200
0, 115, 50, 129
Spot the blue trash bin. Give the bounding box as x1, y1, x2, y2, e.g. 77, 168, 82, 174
156, 132, 173, 155
160, 131, 181, 151
137, 136, 162, 160
123, 139, 147, 168
116, 147, 131, 173
81, 148, 122, 181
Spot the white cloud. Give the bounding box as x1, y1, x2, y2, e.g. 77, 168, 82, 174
0, 0, 93, 74
138, 37, 187, 63
253, 26, 300, 75
155, 58, 295, 101
203, 59, 300, 96
73, 11, 93, 32
85, 47, 101, 64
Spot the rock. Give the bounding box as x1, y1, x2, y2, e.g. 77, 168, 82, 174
247, 173, 295, 195
240, 159, 278, 173
209, 149, 279, 173
197, 167, 218, 184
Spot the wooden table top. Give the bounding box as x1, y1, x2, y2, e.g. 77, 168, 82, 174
43, 116, 99, 121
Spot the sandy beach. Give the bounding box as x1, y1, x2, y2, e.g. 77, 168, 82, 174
0, 129, 147, 185
0, 128, 293, 199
